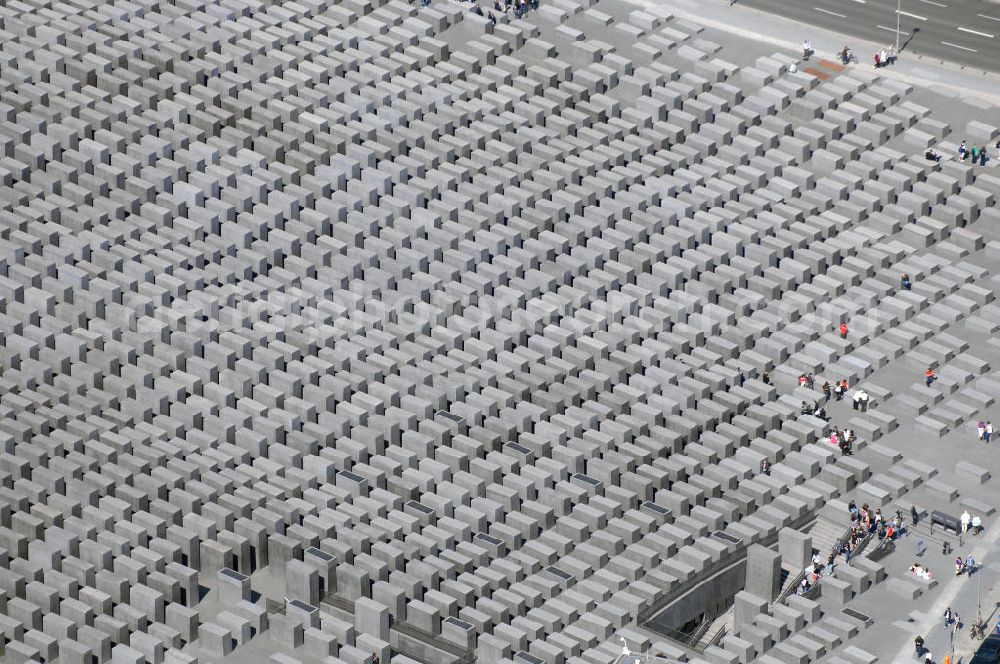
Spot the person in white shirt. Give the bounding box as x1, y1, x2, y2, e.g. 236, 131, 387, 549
961, 510, 971, 533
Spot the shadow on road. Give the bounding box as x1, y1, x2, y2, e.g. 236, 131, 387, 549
900, 27, 920, 54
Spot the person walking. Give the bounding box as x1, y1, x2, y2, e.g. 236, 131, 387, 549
925, 367, 936, 387
944, 606, 953, 628
901, 273, 911, 290
860, 390, 870, 412
852, 389, 861, 410
839, 322, 848, 338
961, 510, 971, 534
915, 635, 924, 656
371, 652, 380, 664
982, 147, 989, 166
986, 421, 993, 443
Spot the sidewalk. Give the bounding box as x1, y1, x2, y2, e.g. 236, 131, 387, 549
625, 0, 1000, 108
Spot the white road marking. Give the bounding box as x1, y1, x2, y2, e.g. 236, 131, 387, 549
941, 40, 978, 52
978, 13, 1000, 22
915, 0, 945, 5
896, 9, 928, 20
815, 6, 846, 17
958, 26, 995, 38
846, 0, 865, 4
877, 24, 910, 36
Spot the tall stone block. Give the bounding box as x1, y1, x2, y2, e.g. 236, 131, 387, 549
217, 568, 250, 605
778, 528, 812, 570
285, 561, 319, 606
733, 590, 768, 630
355, 597, 390, 641
745, 544, 781, 601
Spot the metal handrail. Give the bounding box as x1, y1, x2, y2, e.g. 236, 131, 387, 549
392, 618, 478, 664
852, 532, 873, 558
705, 626, 727, 650
638, 511, 817, 624
776, 522, 853, 605
685, 618, 714, 648
315, 590, 477, 664
776, 569, 808, 604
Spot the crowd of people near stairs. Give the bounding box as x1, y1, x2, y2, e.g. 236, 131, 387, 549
442, 0, 538, 21
795, 501, 895, 595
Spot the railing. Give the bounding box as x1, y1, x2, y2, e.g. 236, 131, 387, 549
639, 510, 817, 648
686, 618, 714, 647
704, 625, 727, 650
776, 568, 808, 604
393, 621, 477, 664
314, 590, 476, 664
866, 537, 896, 561
775, 522, 853, 605
640, 511, 817, 624
640, 618, 727, 654
852, 531, 873, 559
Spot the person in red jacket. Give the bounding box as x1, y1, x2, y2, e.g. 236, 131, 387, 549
839, 323, 848, 338
925, 368, 936, 387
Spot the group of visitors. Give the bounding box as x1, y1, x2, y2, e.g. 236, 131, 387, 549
848, 501, 901, 544
873, 45, 896, 68
958, 140, 993, 166
794, 372, 862, 456
491, 0, 538, 18
830, 427, 856, 455
796, 551, 829, 594
800, 399, 827, 419
976, 420, 994, 443
450, 0, 537, 21
954, 553, 978, 576
851, 388, 870, 412
960, 509, 984, 535
825, 378, 851, 402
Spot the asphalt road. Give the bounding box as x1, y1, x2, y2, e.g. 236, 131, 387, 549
734, 0, 1000, 73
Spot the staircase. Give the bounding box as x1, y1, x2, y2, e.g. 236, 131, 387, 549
807, 517, 850, 556
691, 606, 734, 652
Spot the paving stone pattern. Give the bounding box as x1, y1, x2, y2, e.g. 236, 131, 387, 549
0, 0, 999, 663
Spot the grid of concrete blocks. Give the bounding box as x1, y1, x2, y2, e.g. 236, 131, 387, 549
0, 0, 999, 663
